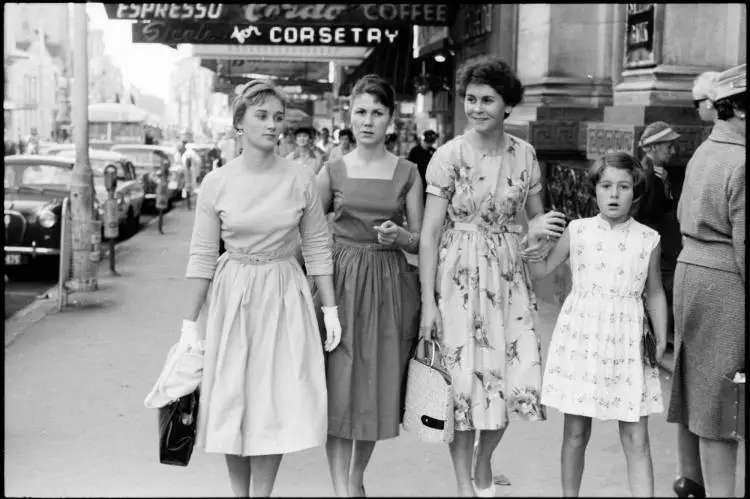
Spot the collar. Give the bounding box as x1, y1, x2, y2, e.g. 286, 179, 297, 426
709, 120, 746, 147
596, 214, 634, 232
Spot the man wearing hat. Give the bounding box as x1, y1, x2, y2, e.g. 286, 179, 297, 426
667, 63, 745, 499
407, 130, 439, 200
636, 121, 683, 344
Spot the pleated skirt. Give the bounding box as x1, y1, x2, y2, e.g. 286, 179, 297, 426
323, 241, 421, 441
195, 253, 328, 456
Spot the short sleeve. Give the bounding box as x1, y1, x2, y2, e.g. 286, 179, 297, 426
425, 143, 455, 199
527, 146, 542, 196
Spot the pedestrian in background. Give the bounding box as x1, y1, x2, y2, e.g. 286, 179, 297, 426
275, 125, 296, 157
287, 126, 325, 174
316, 127, 335, 160
407, 129, 439, 199
182, 79, 342, 498
418, 56, 565, 497
327, 128, 355, 163
385, 132, 399, 154
667, 63, 745, 499
316, 74, 423, 497
530, 152, 667, 497
635, 122, 682, 348
692, 71, 720, 123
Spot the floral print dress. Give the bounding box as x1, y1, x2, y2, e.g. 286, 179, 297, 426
425, 130, 546, 431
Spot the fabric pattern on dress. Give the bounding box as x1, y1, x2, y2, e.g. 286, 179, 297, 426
186, 158, 333, 456
541, 216, 663, 422
322, 158, 421, 441
425, 131, 546, 431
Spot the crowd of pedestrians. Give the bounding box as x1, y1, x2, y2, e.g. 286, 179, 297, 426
173, 59, 744, 497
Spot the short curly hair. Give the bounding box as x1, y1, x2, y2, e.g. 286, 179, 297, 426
714, 92, 746, 121
456, 56, 524, 108
587, 152, 649, 213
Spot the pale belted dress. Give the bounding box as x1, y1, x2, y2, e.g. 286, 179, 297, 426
186, 158, 333, 456
425, 130, 546, 431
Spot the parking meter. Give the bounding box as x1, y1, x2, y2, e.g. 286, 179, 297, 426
103, 165, 119, 240
102, 164, 119, 275
156, 158, 170, 234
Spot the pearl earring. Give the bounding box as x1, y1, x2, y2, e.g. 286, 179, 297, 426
236, 129, 244, 136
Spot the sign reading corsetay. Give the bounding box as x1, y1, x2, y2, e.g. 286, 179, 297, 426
106, 3, 452, 26
132, 21, 403, 46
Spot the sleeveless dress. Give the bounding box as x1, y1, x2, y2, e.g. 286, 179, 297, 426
425, 131, 546, 431
186, 158, 333, 456
323, 158, 421, 441
541, 216, 664, 422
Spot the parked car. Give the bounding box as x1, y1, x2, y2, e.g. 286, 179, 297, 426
55, 149, 145, 236
110, 144, 185, 212
44, 143, 76, 156
3, 155, 100, 272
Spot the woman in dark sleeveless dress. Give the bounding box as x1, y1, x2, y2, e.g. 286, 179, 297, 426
317, 75, 424, 497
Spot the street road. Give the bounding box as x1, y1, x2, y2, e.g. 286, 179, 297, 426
4, 214, 157, 319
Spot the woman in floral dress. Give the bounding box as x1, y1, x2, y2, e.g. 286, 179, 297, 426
418, 56, 567, 497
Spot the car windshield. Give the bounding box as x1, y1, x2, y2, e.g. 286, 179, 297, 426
113, 148, 163, 168
4, 163, 72, 188
57, 154, 129, 179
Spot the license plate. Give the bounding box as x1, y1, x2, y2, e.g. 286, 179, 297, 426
5, 254, 22, 266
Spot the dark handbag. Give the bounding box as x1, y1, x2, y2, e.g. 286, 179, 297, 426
158, 388, 199, 466
642, 310, 658, 368
719, 372, 745, 442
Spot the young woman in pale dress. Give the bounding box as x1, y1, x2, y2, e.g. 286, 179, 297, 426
529, 152, 668, 497
181, 80, 342, 498
317, 74, 423, 497
419, 56, 567, 497
286, 126, 325, 174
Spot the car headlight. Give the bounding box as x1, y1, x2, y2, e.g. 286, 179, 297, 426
39, 209, 57, 228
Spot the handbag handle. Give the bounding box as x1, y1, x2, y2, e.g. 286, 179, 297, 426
415, 336, 444, 368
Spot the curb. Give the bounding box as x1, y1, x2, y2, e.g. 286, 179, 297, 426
4, 213, 164, 349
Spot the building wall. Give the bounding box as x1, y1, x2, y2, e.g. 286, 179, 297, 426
168, 57, 218, 139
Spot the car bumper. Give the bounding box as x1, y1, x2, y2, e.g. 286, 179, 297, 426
5, 246, 60, 259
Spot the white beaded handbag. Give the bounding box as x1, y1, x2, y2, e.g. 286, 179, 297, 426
403, 338, 455, 444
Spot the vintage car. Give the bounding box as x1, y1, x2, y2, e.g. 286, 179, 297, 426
55, 149, 145, 236
110, 144, 185, 212
3, 155, 100, 271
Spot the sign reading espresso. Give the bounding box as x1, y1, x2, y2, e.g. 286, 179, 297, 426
106, 3, 451, 26
132, 21, 402, 46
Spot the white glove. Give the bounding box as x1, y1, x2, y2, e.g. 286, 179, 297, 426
321, 306, 342, 352
180, 319, 204, 352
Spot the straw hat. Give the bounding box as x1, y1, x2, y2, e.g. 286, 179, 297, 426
639, 121, 680, 148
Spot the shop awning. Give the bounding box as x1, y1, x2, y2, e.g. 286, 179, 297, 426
339, 30, 418, 100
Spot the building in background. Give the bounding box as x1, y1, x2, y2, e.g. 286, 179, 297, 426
4, 2, 71, 141
167, 57, 217, 140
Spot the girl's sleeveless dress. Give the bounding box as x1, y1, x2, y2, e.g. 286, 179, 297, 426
322, 158, 421, 441
541, 215, 664, 422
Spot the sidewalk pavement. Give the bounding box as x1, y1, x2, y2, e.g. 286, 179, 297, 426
5, 204, 744, 497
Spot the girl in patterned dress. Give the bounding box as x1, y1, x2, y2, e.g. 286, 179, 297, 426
528, 152, 669, 497
419, 56, 567, 497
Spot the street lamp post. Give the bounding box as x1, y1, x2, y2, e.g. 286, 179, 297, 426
69, 3, 99, 292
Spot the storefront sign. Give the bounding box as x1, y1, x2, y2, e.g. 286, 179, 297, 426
132, 21, 401, 46
107, 3, 452, 26
624, 3, 659, 69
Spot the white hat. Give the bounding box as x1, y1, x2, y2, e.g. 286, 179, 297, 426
692, 71, 720, 101
639, 121, 681, 148
714, 64, 746, 102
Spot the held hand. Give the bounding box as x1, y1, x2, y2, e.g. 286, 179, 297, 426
322, 306, 342, 352
373, 220, 401, 245
419, 300, 444, 344
519, 236, 548, 262
527, 211, 566, 242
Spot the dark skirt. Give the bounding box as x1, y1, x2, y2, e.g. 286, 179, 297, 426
321, 241, 421, 441
667, 262, 745, 440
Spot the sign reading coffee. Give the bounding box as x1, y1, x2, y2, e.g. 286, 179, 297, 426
107, 3, 452, 26
132, 21, 402, 46
624, 3, 658, 69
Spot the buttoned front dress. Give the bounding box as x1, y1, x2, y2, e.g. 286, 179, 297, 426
186, 158, 333, 456
425, 131, 546, 431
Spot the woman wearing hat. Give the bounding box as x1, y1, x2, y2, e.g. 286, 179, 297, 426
286, 126, 325, 174
668, 63, 745, 498
692, 72, 720, 123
